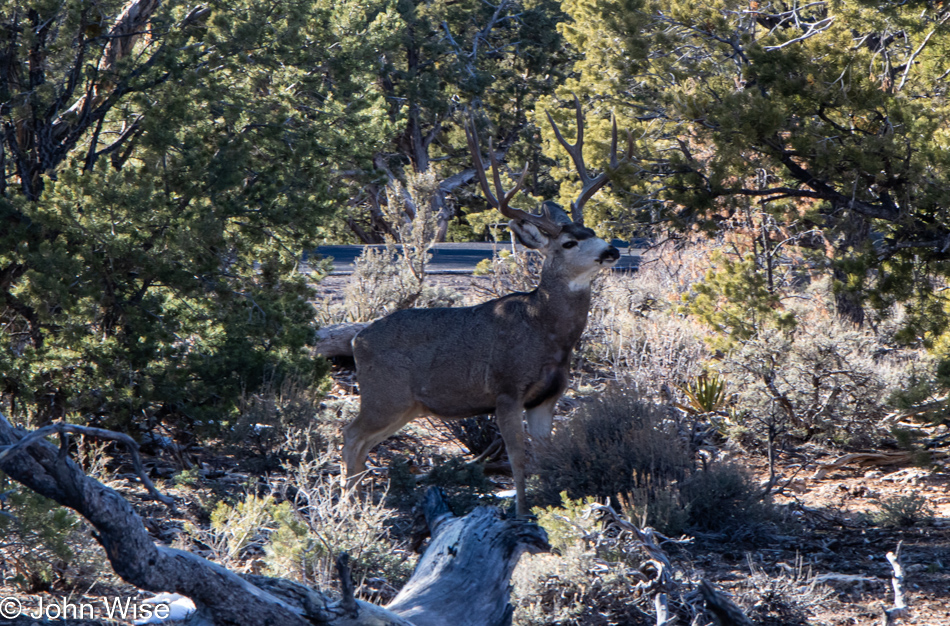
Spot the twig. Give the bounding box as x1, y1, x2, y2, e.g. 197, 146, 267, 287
763, 17, 835, 50
897, 13, 950, 91
587, 502, 689, 592
0, 421, 175, 506
655, 592, 673, 626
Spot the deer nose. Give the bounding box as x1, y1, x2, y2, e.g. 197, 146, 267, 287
599, 247, 620, 263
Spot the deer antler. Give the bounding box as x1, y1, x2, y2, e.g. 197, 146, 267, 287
545, 95, 633, 223
465, 116, 563, 236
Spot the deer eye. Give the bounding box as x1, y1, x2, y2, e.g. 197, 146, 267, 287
562, 240, 578, 249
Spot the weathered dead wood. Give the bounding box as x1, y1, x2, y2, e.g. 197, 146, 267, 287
0, 412, 339, 625
698, 579, 755, 626
589, 502, 757, 626
589, 502, 682, 594
811, 452, 920, 479
314, 323, 367, 357
386, 488, 550, 626
0, 412, 547, 626
654, 592, 673, 626
880, 542, 909, 626
0, 422, 173, 505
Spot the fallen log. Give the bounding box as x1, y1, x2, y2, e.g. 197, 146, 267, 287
811, 452, 920, 480
0, 412, 548, 626
314, 323, 367, 358
387, 488, 550, 626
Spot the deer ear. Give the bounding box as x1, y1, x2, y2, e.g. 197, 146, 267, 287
509, 219, 550, 250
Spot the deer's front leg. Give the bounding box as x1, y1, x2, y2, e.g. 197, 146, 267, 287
496, 394, 529, 517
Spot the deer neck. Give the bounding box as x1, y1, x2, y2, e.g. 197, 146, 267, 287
532, 270, 593, 348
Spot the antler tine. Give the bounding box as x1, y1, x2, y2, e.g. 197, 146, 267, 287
464, 116, 500, 209
546, 95, 632, 221
465, 114, 561, 236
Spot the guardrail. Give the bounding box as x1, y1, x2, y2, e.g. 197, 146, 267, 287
306, 242, 643, 275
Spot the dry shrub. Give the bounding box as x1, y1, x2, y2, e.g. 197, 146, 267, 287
677, 462, 772, 535
512, 547, 651, 626
228, 375, 329, 457
314, 171, 462, 325
265, 454, 415, 603
533, 391, 773, 536
531, 391, 689, 513
184, 452, 415, 604
318, 246, 462, 323
438, 414, 501, 458
472, 246, 543, 299
869, 493, 935, 527
513, 495, 657, 625
581, 243, 711, 396
735, 555, 834, 625
722, 315, 927, 446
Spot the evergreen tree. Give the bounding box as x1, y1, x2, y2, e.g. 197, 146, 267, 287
0, 0, 386, 427
336, 0, 572, 242
553, 0, 950, 332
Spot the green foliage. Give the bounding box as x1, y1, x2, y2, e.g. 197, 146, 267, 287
387, 456, 496, 516
336, 0, 572, 242
0, 474, 104, 591
678, 371, 729, 415
514, 494, 651, 625
532, 492, 598, 554
869, 494, 935, 528
209, 493, 277, 563
173, 467, 201, 487
0, 0, 400, 428
553, 0, 950, 334
682, 251, 796, 350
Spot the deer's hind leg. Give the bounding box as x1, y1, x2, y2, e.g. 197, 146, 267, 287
342, 392, 421, 491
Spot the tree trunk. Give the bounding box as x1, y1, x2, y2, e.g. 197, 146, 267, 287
0, 413, 548, 626
830, 211, 870, 326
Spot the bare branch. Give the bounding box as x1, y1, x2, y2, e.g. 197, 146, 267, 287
763, 17, 835, 51
0, 421, 175, 506
897, 12, 950, 91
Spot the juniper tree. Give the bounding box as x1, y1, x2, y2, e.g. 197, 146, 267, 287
0, 0, 388, 428
548, 0, 950, 336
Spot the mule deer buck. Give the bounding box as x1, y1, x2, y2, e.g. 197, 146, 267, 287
342, 101, 629, 516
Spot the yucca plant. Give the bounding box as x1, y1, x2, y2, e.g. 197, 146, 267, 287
677, 372, 729, 415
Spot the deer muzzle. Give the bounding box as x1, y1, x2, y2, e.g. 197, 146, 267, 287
598, 246, 620, 264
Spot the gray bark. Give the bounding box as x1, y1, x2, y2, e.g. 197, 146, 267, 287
315, 323, 367, 357
387, 488, 550, 626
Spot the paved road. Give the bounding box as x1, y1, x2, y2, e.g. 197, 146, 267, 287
308, 242, 642, 275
